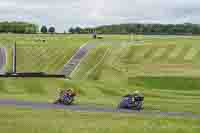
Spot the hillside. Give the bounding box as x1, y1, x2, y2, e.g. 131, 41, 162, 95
72, 35, 200, 80
0, 34, 91, 73
0, 35, 200, 114
72, 23, 200, 34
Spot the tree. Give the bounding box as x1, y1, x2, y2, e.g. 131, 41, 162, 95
25, 27, 35, 34
69, 27, 75, 34
0, 21, 37, 34
40, 25, 48, 33
80, 23, 200, 35
48, 26, 55, 34
74, 27, 81, 34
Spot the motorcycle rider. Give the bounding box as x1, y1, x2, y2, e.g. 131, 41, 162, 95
65, 88, 76, 97
54, 88, 76, 104
133, 90, 140, 96
132, 90, 144, 104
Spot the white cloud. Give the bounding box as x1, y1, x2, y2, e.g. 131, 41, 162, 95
0, 0, 200, 32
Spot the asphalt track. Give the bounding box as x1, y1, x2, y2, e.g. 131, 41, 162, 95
61, 41, 97, 76
0, 99, 200, 119
0, 47, 6, 72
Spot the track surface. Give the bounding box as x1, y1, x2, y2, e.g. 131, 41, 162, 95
0, 48, 6, 72
61, 42, 96, 76
0, 99, 200, 119
60, 40, 127, 76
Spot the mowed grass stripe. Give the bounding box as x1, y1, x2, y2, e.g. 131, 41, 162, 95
131, 47, 153, 63
17, 47, 45, 72
54, 51, 72, 73
25, 47, 49, 72
143, 47, 156, 59
184, 47, 199, 60
72, 48, 108, 79
155, 45, 176, 62
42, 48, 63, 72
119, 46, 135, 64
17, 47, 36, 71
33, 47, 49, 71
48, 49, 67, 73
142, 46, 160, 63
168, 45, 185, 58
151, 48, 166, 59
39, 47, 63, 72
105, 47, 124, 66
192, 50, 200, 62
175, 45, 192, 60
132, 47, 150, 58
17, 47, 65, 72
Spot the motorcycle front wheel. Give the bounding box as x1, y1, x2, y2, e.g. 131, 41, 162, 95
135, 101, 143, 110
63, 97, 74, 105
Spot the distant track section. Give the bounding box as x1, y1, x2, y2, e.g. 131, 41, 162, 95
60, 42, 96, 76
0, 48, 6, 73
0, 99, 200, 119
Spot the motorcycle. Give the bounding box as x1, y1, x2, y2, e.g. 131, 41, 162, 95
53, 89, 76, 105
118, 94, 144, 110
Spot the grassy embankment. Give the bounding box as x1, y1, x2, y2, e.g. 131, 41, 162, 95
1, 35, 200, 133
0, 35, 200, 113
0, 106, 200, 133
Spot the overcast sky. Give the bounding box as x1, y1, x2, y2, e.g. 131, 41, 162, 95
0, 0, 200, 32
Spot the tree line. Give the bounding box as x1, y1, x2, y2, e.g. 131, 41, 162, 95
1, 21, 200, 35
0, 21, 57, 34
0, 21, 38, 34
69, 23, 200, 35
40, 25, 55, 34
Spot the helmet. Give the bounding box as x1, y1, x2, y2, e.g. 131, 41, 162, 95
134, 90, 140, 94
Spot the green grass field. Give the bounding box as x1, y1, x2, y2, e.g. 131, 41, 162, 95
0, 34, 92, 73
72, 36, 200, 79
0, 34, 200, 132
0, 106, 200, 133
